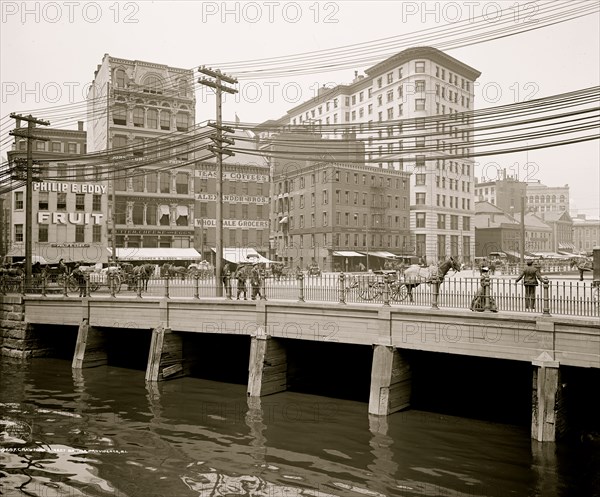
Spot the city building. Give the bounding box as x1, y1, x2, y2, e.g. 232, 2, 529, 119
539, 210, 574, 253
86, 55, 197, 251
474, 173, 527, 213
257, 46, 481, 264
4, 122, 109, 263
526, 180, 570, 215
261, 132, 411, 271
572, 215, 600, 254
194, 129, 270, 262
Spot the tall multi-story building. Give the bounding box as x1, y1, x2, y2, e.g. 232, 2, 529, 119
4, 123, 109, 263
474, 173, 527, 213
526, 181, 570, 215
260, 132, 411, 271
86, 55, 197, 250
257, 47, 481, 264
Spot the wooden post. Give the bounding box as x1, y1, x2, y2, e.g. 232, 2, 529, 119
368, 345, 411, 416
72, 319, 107, 369
247, 335, 287, 397
338, 272, 346, 305
146, 326, 185, 382
164, 276, 170, 299
531, 352, 564, 442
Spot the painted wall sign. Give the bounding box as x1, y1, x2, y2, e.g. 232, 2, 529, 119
195, 193, 269, 204
195, 170, 268, 182
194, 219, 269, 228
38, 212, 104, 225
33, 182, 108, 194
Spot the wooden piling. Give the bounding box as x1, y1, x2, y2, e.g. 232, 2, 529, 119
531, 352, 564, 442
146, 325, 185, 382
247, 335, 287, 397
72, 319, 107, 369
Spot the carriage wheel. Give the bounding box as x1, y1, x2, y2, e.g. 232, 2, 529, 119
359, 283, 381, 301
112, 274, 122, 293
67, 277, 80, 293
89, 281, 100, 292
391, 283, 408, 302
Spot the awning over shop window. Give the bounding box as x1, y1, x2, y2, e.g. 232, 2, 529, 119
332, 251, 365, 257
108, 248, 201, 261
212, 247, 272, 264
159, 205, 170, 216
279, 217, 288, 224
176, 205, 189, 217
558, 242, 575, 251
8, 246, 107, 264
365, 251, 397, 259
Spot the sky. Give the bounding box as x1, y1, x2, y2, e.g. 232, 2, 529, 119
1, 0, 599, 216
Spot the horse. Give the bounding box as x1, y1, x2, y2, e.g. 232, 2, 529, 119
161, 263, 187, 281
270, 263, 285, 281
570, 257, 593, 281
402, 257, 462, 302
133, 264, 155, 292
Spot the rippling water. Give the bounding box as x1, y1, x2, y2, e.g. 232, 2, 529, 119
1, 358, 599, 497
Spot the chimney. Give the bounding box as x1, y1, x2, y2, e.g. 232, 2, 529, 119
77, 121, 84, 131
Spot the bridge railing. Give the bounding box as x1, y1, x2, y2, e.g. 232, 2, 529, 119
3, 273, 598, 318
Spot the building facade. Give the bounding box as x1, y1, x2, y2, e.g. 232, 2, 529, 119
5, 123, 109, 263
264, 133, 411, 271
474, 174, 527, 213
86, 55, 197, 249
572, 216, 600, 254
526, 181, 570, 215
258, 47, 481, 264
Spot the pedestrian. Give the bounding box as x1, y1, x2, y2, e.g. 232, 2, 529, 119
250, 265, 263, 300
516, 260, 543, 310
470, 266, 498, 312
222, 263, 232, 299
235, 265, 248, 300
359, 262, 366, 272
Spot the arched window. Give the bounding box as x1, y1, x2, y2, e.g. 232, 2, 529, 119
560, 195, 565, 203
143, 74, 163, 94
535, 195, 539, 203
114, 69, 127, 88
546, 195, 551, 203
552, 195, 556, 203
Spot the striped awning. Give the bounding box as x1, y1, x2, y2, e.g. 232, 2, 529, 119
332, 251, 365, 257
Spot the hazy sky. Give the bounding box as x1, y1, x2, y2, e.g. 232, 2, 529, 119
1, 0, 598, 216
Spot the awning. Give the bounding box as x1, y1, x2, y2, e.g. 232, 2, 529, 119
8, 245, 106, 264
108, 248, 201, 261
279, 217, 288, 224
176, 205, 189, 217
213, 247, 272, 264
364, 251, 397, 259
558, 242, 575, 251
332, 251, 365, 257
159, 205, 170, 216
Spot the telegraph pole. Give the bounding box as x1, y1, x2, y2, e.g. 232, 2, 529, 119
9, 113, 50, 280
198, 67, 237, 297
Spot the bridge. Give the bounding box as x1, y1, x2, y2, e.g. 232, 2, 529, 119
1, 293, 598, 443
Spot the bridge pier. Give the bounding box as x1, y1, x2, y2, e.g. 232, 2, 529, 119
531, 353, 565, 442
247, 335, 287, 397
146, 326, 186, 382
368, 345, 411, 416
72, 319, 107, 368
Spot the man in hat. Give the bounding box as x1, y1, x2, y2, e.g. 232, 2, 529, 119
470, 266, 498, 312
516, 260, 543, 310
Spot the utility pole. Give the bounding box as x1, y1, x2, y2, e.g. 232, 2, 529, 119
520, 196, 526, 265
9, 113, 50, 280
198, 66, 238, 297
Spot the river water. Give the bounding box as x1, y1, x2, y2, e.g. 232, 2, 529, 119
1, 358, 598, 497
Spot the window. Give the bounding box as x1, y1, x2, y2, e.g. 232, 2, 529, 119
14, 192, 23, 210
387, 108, 394, 119
415, 80, 425, 92
437, 214, 446, 229
132, 174, 144, 192
387, 90, 393, 102
176, 112, 189, 131
415, 61, 425, 73
37, 224, 48, 243
75, 225, 85, 243
74, 194, 84, 211
160, 172, 171, 194
36, 141, 45, 151
415, 99, 426, 111
133, 107, 144, 127
147, 109, 158, 129
55, 193, 66, 211
51, 142, 61, 152
387, 72, 393, 84
450, 215, 459, 230
14, 224, 23, 242
463, 217, 470, 231
415, 174, 426, 186
143, 75, 162, 94
91, 225, 101, 243
160, 108, 171, 130
416, 212, 426, 228
377, 77, 382, 89
114, 69, 127, 87
38, 192, 49, 210
176, 172, 189, 194
416, 193, 426, 205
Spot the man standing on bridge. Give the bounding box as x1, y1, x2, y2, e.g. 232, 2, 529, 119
516, 260, 543, 310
